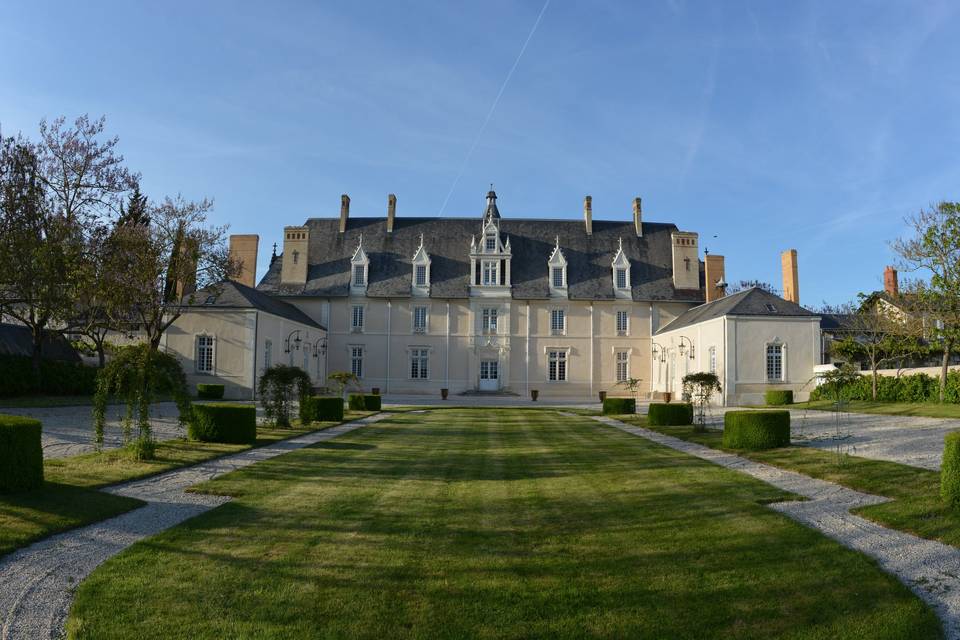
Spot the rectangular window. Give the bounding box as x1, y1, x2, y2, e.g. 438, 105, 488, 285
351, 346, 364, 378
413, 306, 428, 333
550, 309, 565, 336
415, 264, 427, 287
353, 264, 366, 287
264, 339, 272, 369
480, 360, 499, 379
616, 268, 628, 289
196, 335, 214, 374
303, 347, 309, 372
616, 350, 629, 382
552, 267, 564, 288
616, 310, 628, 335
709, 346, 717, 374
482, 260, 498, 285
486, 236, 496, 252
766, 344, 783, 381
482, 308, 498, 334
548, 350, 567, 381
410, 348, 429, 379
351, 305, 364, 332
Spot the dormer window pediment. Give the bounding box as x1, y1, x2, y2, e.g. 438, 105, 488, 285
350, 235, 369, 293
612, 237, 631, 298
412, 234, 431, 295
548, 236, 568, 296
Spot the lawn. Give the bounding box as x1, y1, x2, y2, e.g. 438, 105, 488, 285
800, 399, 960, 419
0, 413, 368, 559
67, 409, 940, 639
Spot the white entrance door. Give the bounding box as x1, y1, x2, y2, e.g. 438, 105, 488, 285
479, 359, 499, 392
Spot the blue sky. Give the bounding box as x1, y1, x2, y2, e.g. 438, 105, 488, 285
2, 1, 959, 306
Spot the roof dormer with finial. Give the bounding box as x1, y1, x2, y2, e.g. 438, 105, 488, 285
470, 188, 511, 296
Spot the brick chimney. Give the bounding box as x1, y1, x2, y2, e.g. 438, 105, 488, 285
338, 194, 350, 234
704, 254, 726, 302
781, 249, 799, 304
228, 234, 259, 288
633, 197, 643, 237
281, 226, 309, 285
386, 194, 397, 234
583, 196, 592, 236
884, 266, 899, 296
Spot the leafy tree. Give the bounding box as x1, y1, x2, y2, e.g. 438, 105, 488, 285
682, 372, 721, 432
328, 371, 360, 398
728, 280, 778, 295
259, 365, 312, 427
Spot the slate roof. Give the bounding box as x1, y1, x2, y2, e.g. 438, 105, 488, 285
655, 287, 818, 335
183, 281, 324, 329
257, 213, 705, 303
0, 323, 81, 362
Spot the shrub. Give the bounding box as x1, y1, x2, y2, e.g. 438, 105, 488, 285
647, 402, 693, 426
722, 411, 791, 450
348, 394, 381, 411
0, 415, 43, 492
196, 383, 225, 399
302, 396, 344, 422
941, 432, 960, 508
765, 390, 793, 406
602, 398, 636, 415
0, 354, 98, 397
259, 365, 312, 427
188, 403, 257, 444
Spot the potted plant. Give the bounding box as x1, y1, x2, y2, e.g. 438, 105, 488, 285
531, 389, 539, 401
663, 391, 673, 403
617, 377, 644, 404
598, 390, 607, 402
371, 387, 380, 396
441, 388, 449, 400
681, 372, 722, 432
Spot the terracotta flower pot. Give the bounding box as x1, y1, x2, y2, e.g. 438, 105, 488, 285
663, 391, 672, 403
531, 389, 539, 401
371, 388, 380, 396
441, 388, 449, 400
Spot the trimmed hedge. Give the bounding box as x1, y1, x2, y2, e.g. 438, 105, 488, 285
942, 432, 960, 507
0, 355, 98, 397
602, 397, 636, 415
722, 411, 791, 450
348, 394, 381, 411
0, 415, 43, 492
765, 390, 794, 406
302, 396, 344, 422
809, 371, 960, 403
647, 402, 693, 426
196, 384, 225, 400
188, 403, 256, 444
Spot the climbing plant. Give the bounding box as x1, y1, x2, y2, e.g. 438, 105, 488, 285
682, 372, 722, 432
92, 344, 191, 459
327, 371, 360, 398
259, 364, 312, 427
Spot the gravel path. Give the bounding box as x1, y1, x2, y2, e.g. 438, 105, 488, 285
0, 413, 390, 640
591, 415, 960, 640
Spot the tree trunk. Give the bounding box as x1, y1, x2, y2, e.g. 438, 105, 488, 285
30, 324, 43, 392
97, 344, 106, 368
871, 367, 878, 401
941, 344, 951, 404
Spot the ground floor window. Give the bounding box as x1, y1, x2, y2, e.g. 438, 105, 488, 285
709, 346, 717, 374
351, 346, 364, 378
548, 350, 567, 381
196, 335, 214, 374
616, 350, 629, 382
264, 339, 272, 369
480, 360, 499, 380
410, 348, 429, 379
766, 344, 783, 381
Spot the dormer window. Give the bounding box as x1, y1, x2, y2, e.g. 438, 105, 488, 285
552, 268, 564, 288
547, 237, 568, 297
470, 189, 511, 293
482, 260, 499, 285
350, 235, 369, 294
415, 265, 427, 287
616, 268, 628, 290
353, 264, 366, 287
486, 236, 496, 252
611, 237, 631, 298
411, 234, 431, 295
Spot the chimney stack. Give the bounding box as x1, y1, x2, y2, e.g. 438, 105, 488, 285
339, 194, 350, 234
884, 265, 899, 296
633, 197, 643, 237
228, 234, 259, 288
281, 226, 310, 285
386, 194, 397, 234
704, 254, 726, 303
781, 249, 799, 304
583, 196, 593, 236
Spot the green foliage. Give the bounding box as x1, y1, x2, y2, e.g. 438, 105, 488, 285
327, 371, 360, 396
92, 344, 191, 458
722, 411, 791, 450
647, 403, 694, 426
809, 372, 954, 403
602, 398, 636, 415
188, 404, 256, 444
259, 365, 312, 427
196, 384, 225, 400
941, 432, 960, 508
301, 396, 344, 422
0, 355, 98, 397
765, 390, 794, 406
0, 415, 43, 492
682, 372, 722, 431
348, 394, 381, 411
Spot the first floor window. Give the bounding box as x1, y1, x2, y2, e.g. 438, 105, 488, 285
482, 260, 499, 285
766, 344, 783, 381
548, 350, 567, 381
415, 264, 428, 287
616, 310, 628, 335
196, 335, 214, 373
616, 350, 629, 382
352, 305, 365, 331
351, 346, 364, 378
482, 307, 498, 333
264, 339, 272, 369
709, 346, 717, 374
413, 306, 428, 333
550, 309, 565, 335
353, 264, 366, 287
615, 268, 628, 289
410, 348, 429, 379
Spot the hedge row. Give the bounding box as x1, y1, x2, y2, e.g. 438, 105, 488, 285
196, 384, 225, 399
765, 390, 794, 406
602, 398, 636, 415
722, 411, 791, 450
943, 433, 960, 508
810, 371, 960, 403
0, 355, 98, 397
348, 394, 381, 411
301, 396, 344, 422
647, 403, 693, 426
0, 415, 43, 492
188, 403, 257, 444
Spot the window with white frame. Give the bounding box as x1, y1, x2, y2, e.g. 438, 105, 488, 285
616, 310, 629, 335
196, 335, 214, 374
616, 350, 629, 382
351, 346, 364, 378
415, 264, 427, 287
766, 344, 783, 381
485, 235, 496, 252
353, 264, 366, 287
410, 348, 429, 379
351, 305, 365, 332
550, 309, 566, 336
548, 349, 567, 381
413, 306, 428, 333
264, 339, 272, 369
615, 268, 628, 290
552, 267, 564, 289
482, 308, 498, 334
709, 346, 717, 374
482, 260, 499, 285
303, 347, 309, 371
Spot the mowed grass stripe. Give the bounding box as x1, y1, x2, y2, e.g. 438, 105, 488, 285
67, 409, 941, 639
